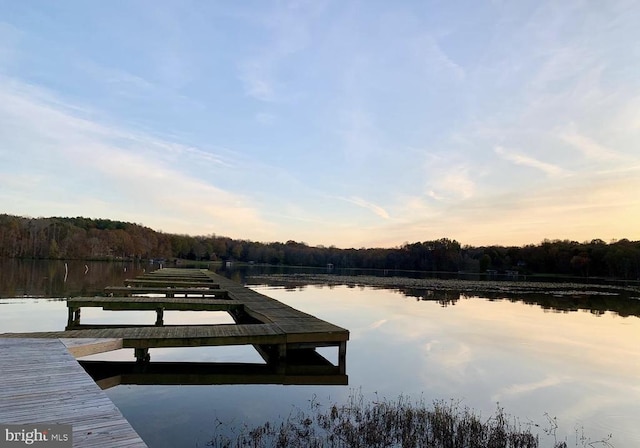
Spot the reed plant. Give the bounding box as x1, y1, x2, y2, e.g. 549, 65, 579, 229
207, 392, 578, 448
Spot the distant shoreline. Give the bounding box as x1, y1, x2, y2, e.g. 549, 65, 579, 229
248, 273, 640, 296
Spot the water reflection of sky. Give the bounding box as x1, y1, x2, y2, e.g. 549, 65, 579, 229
1, 285, 639, 447
254, 285, 640, 447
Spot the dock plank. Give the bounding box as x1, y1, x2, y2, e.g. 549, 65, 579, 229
68, 296, 241, 312
104, 286, 229, 298
0, 339, 147, 448
124, 279, 218, 288
1, 324, 287, 348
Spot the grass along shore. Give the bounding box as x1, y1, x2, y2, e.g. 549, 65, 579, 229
208, 392, 612, 448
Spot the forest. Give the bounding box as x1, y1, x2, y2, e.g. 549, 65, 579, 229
1, 214, 639, 280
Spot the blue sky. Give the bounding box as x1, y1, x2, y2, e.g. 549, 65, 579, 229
1, 1, 639, 248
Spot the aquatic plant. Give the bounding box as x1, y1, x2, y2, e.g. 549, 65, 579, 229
206, 392, 573, 448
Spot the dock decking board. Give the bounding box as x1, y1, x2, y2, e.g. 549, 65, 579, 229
68, 297, 242, 311
0, 339, 148, 448
2, 324, 287, 348
123, 279, 219, 288
104, 286, 229, 298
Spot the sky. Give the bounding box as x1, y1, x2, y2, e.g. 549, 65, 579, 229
1, 1, 639, 248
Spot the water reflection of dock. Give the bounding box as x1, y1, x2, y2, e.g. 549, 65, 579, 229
0, 268, 350, 447
81, 356, 348, 389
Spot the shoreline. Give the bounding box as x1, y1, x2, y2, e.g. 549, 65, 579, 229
247, 273, 640, 296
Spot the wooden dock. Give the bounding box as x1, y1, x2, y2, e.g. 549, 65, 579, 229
3, 269, 350, 368
0, 338, 147, 447
0, 268, 349, 446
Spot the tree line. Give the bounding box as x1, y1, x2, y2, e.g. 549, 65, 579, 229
1, 214, 639, 279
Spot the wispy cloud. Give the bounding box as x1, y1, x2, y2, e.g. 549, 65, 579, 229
239, 60, 277, 101
423, 153, 476, 202
560, 131, 624, 162
338, 196, 390, 220
369, 319, 388, 330
439, 168, 476, 200
78, 61, 156, 93
414, 34, 466, 81
494, 146, 567, 177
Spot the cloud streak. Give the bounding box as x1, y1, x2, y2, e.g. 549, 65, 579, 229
494, 146, 567, 177
338, 196, 390, 220
560, 131, 624, 162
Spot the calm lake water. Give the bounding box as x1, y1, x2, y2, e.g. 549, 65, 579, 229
1, 260, 639, 447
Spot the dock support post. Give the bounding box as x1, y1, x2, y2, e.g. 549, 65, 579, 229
338, 342, 347, 375
155, 308, 164, 326
134, 348, 150, 363
67, 307, 81, 327
278, 344, 287, 360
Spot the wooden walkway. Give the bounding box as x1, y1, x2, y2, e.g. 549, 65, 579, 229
0, 338, 147, 447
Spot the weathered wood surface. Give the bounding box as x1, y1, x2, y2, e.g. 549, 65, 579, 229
0, 338, 147, 448
136, 273, 213, 281
141, 269, 212, 278
2, 324, 287, 348
123, 279, 218, 288
104, 286, 228, 298
202, 271, 350, 342
60, 338, 123, 358
68, 296, 242, 311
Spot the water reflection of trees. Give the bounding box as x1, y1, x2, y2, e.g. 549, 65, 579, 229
2, 260, 639, 317
0, 259, 151, 298
394, 287, 640, 317
243, 276, 640, 318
